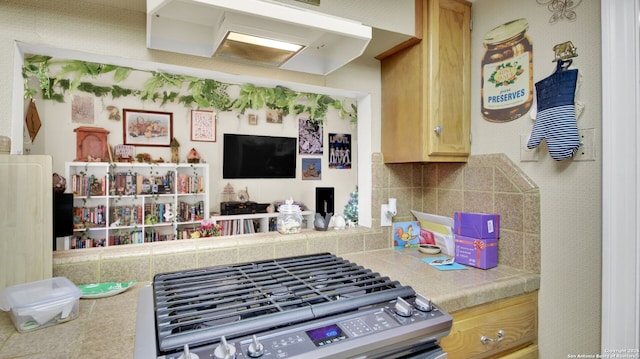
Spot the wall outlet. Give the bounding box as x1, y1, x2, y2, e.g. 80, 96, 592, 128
520, 134, 539, 162
381, 204, 392, 226
574, 128, 596, 161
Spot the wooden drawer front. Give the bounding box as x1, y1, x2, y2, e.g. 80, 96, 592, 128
500, 344, 539, 359
440, 292, 538, 359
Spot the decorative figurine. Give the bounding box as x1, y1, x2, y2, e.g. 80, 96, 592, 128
314, 212, 333, 231
187, 148, 201, 163
52, 173, 67, 193
170, 138, 180, 164
332, 214, 346, 230
221, 183, 236, 202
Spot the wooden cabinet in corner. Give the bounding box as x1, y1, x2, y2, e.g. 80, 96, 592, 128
440, 291, 539, 359
381, 0, 471, 163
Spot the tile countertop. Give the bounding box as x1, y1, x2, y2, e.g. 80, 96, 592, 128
0, 248, 540, 359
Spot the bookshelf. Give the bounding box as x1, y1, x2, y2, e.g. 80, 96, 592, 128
212, 211, 313, 236
63, 162, 209, 250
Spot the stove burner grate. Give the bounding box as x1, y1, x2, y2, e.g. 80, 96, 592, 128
152, 253, 415, 353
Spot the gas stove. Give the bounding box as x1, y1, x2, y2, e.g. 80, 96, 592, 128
135, 253, 452, 359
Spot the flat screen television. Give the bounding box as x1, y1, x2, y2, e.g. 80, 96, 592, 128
223, 133, 297, 179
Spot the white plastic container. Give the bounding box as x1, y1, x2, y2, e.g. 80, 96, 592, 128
0, 277, 81, 332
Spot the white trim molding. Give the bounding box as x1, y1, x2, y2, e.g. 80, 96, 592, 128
601, 0, 640, 351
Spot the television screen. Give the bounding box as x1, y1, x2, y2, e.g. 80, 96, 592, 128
223, 134, 297, 179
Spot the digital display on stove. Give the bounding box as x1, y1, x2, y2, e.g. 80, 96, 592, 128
306, 324, 347, 345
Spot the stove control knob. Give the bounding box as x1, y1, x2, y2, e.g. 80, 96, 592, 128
415, 294, 433, 312
178, 344, 199, 359
394, 296, 413, 317
214, 336, 237, 359
247, 335, 264, 358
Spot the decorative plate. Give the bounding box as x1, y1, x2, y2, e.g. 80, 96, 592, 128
78, 280, 136, 299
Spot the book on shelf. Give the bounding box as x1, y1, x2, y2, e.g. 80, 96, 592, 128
109, 229, 143, 246
177, 173, 203, 194
178, 200, 205, 221
109, 170, 174, 196
144, 231, 175, 242
109, 205, 143, 226
217, 218, 259, 236
73, 205, 106, 228
71, 174, 107, 196
69, 236, 106, 249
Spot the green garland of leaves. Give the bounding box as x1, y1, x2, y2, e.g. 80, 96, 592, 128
22, 55, 357, 125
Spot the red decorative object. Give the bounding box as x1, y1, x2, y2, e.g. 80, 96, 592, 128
74, 126, 110, 161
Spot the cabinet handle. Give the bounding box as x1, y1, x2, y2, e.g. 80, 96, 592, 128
480, 330, 505, 344
434, 125, 442, 135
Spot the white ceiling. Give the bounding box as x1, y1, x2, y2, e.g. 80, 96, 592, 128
83, 0, 415, 61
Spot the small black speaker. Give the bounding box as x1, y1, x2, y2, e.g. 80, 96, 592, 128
315, 187, 334, 217
53, 192, 74, 250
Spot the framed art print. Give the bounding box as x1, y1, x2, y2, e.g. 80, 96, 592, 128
248, 113, 258, 126
329, 133, 352, 169
71, 95, 95, 124
191, 109, 216, 142
302, 158, 321, 180
266, 109, 283, 124
123, 109, 172, 147
299, 117, 323, 155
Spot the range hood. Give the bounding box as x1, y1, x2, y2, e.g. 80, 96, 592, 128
146, 0, 372, 75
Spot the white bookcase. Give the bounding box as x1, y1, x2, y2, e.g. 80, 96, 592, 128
209, 211, 314, 236
63, 162, 209, 250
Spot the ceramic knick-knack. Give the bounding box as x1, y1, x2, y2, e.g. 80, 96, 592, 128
187, 148, 201, 163
314, 212, 333, 231
333, 214, 346, 230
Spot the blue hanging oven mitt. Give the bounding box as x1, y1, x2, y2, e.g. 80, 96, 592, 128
527, 59, 580, 160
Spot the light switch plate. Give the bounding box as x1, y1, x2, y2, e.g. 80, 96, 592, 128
574, 128, 596, 161
520, 134, 539, 162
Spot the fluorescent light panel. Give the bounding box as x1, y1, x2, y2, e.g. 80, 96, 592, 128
226, 32, 303, 52
213, 31, 305, 67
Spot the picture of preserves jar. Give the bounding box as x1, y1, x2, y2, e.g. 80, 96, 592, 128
481, 18, 534, 122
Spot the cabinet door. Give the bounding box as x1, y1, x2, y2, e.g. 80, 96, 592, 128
426, 0, 471, 157
0, 155, 52, 291
381, 43, 424, 163
381, 0, 470, 163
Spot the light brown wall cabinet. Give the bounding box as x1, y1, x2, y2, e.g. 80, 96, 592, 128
440, 291, 539, 359
381, 0, 471, 163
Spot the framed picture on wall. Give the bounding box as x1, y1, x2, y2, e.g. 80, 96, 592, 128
71, 95, 95, 124
329, 133, 351, 169
123, 109, 173, 147
191, 109, 216, 142
266, 109, 283, 124
302, 158, 322, 180
299, 117, 323, 155
248, 114, 258, 126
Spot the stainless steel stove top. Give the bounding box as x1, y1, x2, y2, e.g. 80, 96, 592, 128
135, 253, 452, 359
